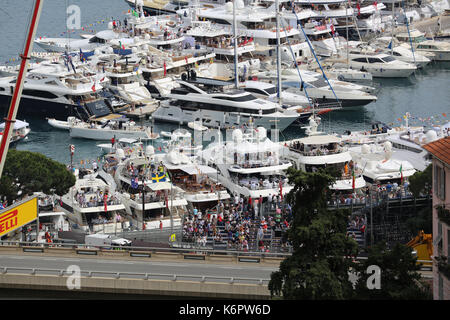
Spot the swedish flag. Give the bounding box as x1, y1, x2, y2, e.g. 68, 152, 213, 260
152, 172, 166, 183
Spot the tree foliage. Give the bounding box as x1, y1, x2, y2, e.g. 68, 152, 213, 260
268, 168, 359, 299
353, 242, 432, 300
408, 164, 432, 198
0, 149, 75, 202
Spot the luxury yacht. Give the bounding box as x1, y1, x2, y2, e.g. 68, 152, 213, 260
368, 38, 431, 68
0, 61, 114, 120
395, 29, 450, 61
59, 170, 128, 233
198, 124, 293, 200
34, 29, 126, 53
0, 120, 31, 145
255, 68, 377, 107
348, 52, 417, 78
281, 134, 366, 191
154, 147, 231, 210
152, 77, 299, 130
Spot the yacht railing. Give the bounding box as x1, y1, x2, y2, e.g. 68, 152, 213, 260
287, 144, 345, 156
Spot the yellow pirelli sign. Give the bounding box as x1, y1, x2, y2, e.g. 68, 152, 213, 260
0, 197, 38, 237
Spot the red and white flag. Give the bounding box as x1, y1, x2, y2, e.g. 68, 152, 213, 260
91, 82, 96, 92
104, 194, 108, 212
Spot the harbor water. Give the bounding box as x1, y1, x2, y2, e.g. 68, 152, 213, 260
0, 0, 449, 166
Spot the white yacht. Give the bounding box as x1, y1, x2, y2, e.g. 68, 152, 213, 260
193, 0, 310, 64
395, 29, 450, 61
0, 61, 113, 120
68, 115, 159, 141
255, 68, 377, 107
348, 52, 417, 78
34, 29, 125, 53
349, 142, 417, 184
154, 148, 231, 210
0, 120, 31, 145
281, 134, 366, 191
112, 147, 187, 230
241, 80, 310, 107
198, 124, 294, 200
59, 171, 128, 233
152, 78, 299, 130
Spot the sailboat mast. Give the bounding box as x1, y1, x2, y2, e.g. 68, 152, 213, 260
276, 0, 282, 102
0, 0, 44, 178
391, 0, 395, 55
233, 0, 239, 89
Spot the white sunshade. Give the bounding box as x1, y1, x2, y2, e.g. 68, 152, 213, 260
294, 134, 342, 145
179, 165, 217, 175
0, 120, 29, 130
226, 140, 280, 154
148, 181, 172, 191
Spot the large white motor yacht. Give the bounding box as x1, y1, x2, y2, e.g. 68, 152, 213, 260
281, 134, 366, 191
198, 124, 294, 200
152, 78, 299, 130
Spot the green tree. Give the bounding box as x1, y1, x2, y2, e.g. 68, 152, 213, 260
408, 164, 432, 198
268, 168, 359, 299
406, 164, 432, 234
0, 149, 75, 203
353, 242, 432, 300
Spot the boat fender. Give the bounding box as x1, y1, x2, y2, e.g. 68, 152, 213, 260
337, 75, 345, 81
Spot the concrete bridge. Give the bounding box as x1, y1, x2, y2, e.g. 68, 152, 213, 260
0, 243, 284, 299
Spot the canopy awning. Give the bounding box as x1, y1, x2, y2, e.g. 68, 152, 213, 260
148, 182, 172, 191
0, 119, 29, 130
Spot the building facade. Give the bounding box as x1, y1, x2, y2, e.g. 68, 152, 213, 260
423, 136, 450, 300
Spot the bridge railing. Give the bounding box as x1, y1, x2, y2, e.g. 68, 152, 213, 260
0, 240, 291, 259
0, 266, 270, 285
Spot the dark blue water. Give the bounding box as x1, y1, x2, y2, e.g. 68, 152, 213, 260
1, 0, 449, 165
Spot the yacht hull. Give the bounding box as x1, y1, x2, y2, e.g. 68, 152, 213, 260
69, 126, 151, 141
0, 94, 83, 120
152, 105, 298, 131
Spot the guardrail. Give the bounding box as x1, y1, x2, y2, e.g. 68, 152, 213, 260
0, 241, 433, 270
0, 240, 291, 259
0, 266, 269, 285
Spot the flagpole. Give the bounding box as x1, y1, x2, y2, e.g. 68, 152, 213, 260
0, 0, 44, 179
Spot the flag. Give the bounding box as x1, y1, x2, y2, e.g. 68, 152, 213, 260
91, 82, 96, 92
163, 61, 166, 76
373, 1, 378, 10
330, 24, 335, 35
356, 2, 361, 16
399, 164, 403, 184
279, 181, 283, 200
104, 194, 108, 212
131, 177, 139, 189
352, 169, 355, 190
387, 41, 392, 50
185, 56, 188, 64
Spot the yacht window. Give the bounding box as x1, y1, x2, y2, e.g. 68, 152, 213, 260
245, 88, 267, 95
381, 56, 395, 63
45, 80, 58, 85
393, 52, 401, 56
265, 87, 277, 95
22, 89, 58, 99
367, 57, 383, 63
215, 94, 257, 102
352, 57, 368, 63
